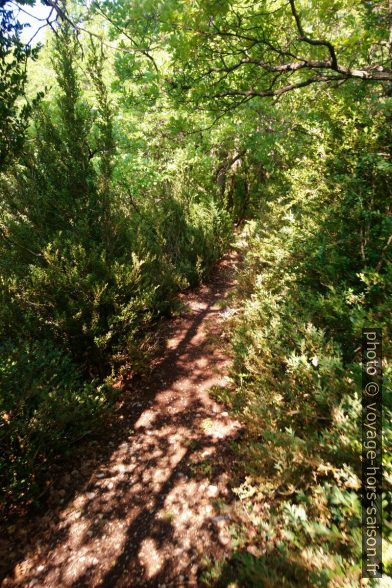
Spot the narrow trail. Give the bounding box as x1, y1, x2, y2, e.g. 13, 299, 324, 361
2, 250, 242, 588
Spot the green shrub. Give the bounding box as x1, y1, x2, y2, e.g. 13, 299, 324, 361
0, 340, 114, 505
0, 23, 233, 506
213, 92, 392, 584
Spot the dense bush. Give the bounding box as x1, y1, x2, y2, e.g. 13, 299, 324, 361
209, 89, 392, 585
0, 23, 232, 507
0, 340, 112, 504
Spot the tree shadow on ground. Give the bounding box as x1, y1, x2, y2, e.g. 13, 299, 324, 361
0, 251, 242, 587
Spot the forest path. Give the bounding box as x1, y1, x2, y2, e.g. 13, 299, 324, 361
2, 249, 242, 588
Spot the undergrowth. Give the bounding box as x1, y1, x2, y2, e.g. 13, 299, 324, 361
203, 97, 392, 586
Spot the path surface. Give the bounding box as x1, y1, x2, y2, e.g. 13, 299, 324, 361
1, 251, 241, 587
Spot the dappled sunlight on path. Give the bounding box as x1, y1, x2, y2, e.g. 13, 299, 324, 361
2, 251, 242, 587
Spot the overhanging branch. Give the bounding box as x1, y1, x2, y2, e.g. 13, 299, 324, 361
209, 74, 347, 101
289, 0, 338, 69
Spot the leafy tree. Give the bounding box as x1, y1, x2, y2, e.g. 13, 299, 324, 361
0, 0, 40, 169
0, 3, 232, 505
154, 0, 392, 112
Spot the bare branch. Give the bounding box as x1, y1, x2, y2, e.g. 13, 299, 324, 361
209, 74, 346, 100
200, 56, 392, 88
288, 0, 338, 69
33, 0, 160, 63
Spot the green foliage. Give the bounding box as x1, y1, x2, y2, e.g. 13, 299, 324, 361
132, 0, 392, 113
0, 9, 232, 506
0, 339, 112, 504
1, 8, 391, 586
0, 0, 41, 169
211, 88, 391, 584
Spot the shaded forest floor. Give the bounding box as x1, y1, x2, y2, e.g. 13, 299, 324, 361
1, 249, 243, 587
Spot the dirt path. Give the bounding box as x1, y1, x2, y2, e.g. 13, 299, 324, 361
1, 250, 242, 587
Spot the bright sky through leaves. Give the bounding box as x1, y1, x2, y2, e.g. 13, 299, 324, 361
11, 1, 52, 44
